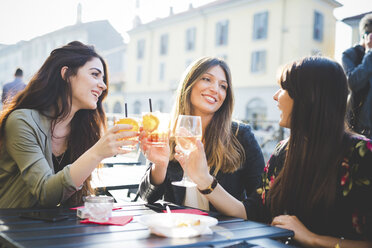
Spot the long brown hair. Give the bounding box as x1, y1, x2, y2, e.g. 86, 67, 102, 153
0, 41, 109, 203
268, 57, 349, 226
170, 57, 245, 175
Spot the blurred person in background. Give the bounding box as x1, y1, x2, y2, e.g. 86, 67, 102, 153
183, 56, 372, 247
139, 57, 264, 215
342, 13, 372, 139
1, 68, 26, 106
0, 41, 138, 208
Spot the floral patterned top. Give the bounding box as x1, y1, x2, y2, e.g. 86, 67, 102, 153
243, 135, 372, 240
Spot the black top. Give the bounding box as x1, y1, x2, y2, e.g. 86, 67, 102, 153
139, 122, 265, 212
52, 149, 70, 173
244, 135, 372, 240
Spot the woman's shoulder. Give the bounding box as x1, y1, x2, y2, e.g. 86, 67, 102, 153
348, 135, 372, 160
265, 139, 288, 169
6, 109, 47, 131
8, 108, 32, 117
7, 109, 45, 123
6, 109, 33, 124
340, 135, 372, 196
273, 139, 288, 155
231, 120, 253, 136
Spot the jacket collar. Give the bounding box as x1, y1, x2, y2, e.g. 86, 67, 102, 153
30, 109, 52, 137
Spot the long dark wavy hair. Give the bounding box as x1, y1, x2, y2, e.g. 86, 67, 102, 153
170, 57, 245, 174
0, 41, 109, 204
268, 56, 350, 229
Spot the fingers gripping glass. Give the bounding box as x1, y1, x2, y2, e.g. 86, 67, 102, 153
142, 111, 170, 147
172, 115, 202, 187
114, 115, 140, 152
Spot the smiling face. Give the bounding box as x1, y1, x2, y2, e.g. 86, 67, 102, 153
190, 65, 228, 118
273, 88, 293, 128
67, 57, 107, 112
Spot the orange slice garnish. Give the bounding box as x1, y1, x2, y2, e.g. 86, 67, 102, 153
115, 118, 139, 132
142, 114, 159, 132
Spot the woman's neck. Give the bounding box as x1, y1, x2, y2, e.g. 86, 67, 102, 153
200, 114, 213, 137
51, 109, 75, 155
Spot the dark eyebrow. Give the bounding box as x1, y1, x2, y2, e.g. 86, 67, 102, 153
205, 72, 227, 83
90, 67, 103, 75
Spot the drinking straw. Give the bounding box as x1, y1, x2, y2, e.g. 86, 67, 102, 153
125, 103, 128, 117
149, 98, 152, 112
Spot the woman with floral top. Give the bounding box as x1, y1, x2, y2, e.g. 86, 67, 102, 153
185, 56, 372, 247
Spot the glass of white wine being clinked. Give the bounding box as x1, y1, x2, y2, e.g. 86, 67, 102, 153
172, 115, 202, 187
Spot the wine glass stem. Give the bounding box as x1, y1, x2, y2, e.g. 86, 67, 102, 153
183, 152, 190, 181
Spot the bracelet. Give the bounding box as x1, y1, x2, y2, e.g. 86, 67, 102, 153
198, 177, 218, 195
335, 237, 344, 248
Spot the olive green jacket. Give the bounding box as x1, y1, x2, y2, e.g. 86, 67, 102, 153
0, 109, 79, 208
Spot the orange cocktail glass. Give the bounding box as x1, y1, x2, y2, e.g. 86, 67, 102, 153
142, 111, 170, 147
114, 117, 140, 151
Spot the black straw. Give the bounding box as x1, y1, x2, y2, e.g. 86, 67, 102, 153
125, 103, 128, 117
149, 98, 152, 112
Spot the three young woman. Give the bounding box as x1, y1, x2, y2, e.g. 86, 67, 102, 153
139, 57, 265, 215
0, 41, 137, 208
3, 40, 370, 247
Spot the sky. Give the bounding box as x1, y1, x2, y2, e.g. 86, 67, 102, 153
0, 0, 371, 62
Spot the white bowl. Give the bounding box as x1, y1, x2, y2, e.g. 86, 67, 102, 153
138, 213, 218, 238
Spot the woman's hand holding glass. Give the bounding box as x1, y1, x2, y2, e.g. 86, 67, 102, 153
139, 127, 171, 186
174, 140, 213, 190
114, 116, 140, 152
139, 129, 170, 169
172, 115, 203, 187
140, 111, 171, 167
91, 124, 139, 160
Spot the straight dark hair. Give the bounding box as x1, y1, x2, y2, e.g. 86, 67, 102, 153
0, 41, 109, 203
268, 57, 349, 228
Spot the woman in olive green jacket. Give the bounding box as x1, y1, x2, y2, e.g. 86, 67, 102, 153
0, 41, 137, 208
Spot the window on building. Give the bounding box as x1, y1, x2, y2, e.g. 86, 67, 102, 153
155, 100, 165, 112
313, 11, 324, 41
136, 66, 142, 83
137, 39, 145, 59
134, 101, 141, 114
185, 59, 193, 68
245, 98, 267, 130
186, 27, 196, 51
103, 103, 109, 113
311, 49, 322, 56
160, 34, 168, 55
253, 11, 268, 40
216, 20, 229, 46
113, 101, 122, 113
251, 50, 266, 73
159, 63, 165, 81
218, 54, 228, 61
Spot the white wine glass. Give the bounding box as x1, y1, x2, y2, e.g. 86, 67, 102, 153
172, 115, 202, 187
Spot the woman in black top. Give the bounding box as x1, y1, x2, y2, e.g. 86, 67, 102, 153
139, 57, 264, 216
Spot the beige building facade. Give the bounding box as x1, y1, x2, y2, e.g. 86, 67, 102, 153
124, 0, 341, 125
0, 19, 125, 112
